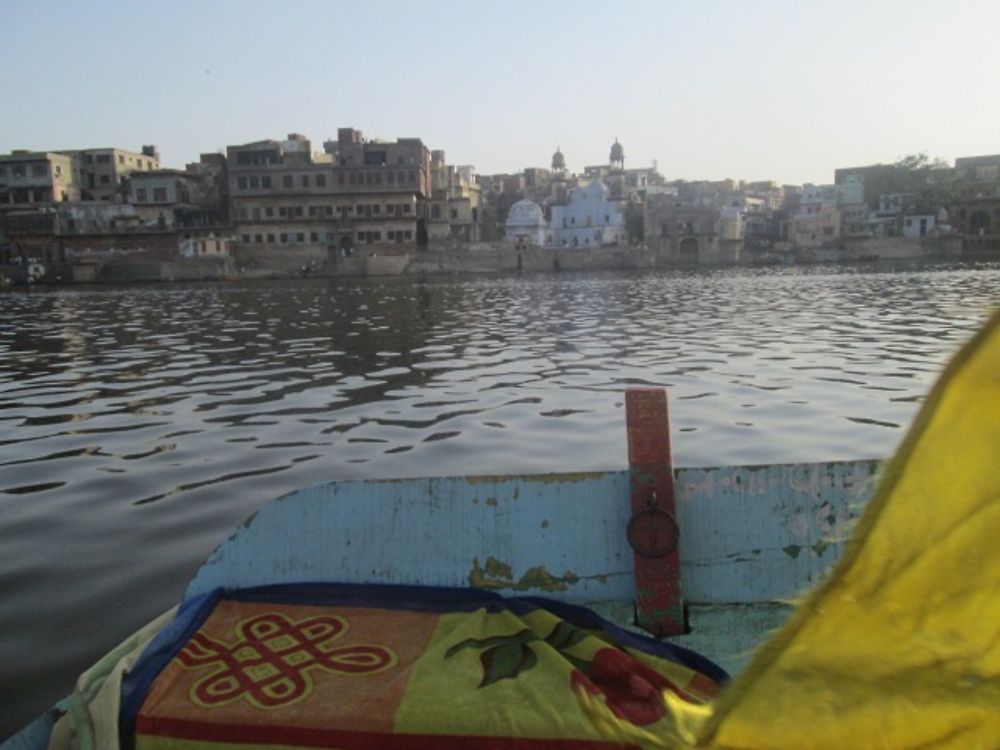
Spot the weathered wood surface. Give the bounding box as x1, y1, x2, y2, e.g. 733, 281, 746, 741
625, 388, 683, 636
185, 460, 880, 605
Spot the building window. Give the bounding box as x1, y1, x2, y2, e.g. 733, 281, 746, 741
153, 187, 167, 202
373, 205, 380, 215
403, 204, 411, 214
242, 234, 250, 243
293, 206, 303, 217
337, 173, 345, 185
262, 176, 272, 188
348, 172, 357, 185
32, 164, 46, 177
316, 174, 326, 187
374, 172, 381, 185
267, 233, 275, 242
432, 204, 441, 219
100, 175, 110, 184
310, 232, 318, 242
296, 232, 304, 242
308, 206, 317, 216
265, 206, 274, 217
302, 175, 310, 187
366, 172, 373, 184
279, 207, 287, 217
252, 207, 261, 220
249, 176, 259, 189
255, 234, 263, 243
137, 188, 148, 202
387, 230, 395, 240
283, 175, 292, 188
373, 231, 381, 241
450, 209, 458, 220
325, 205, 333, 216
356, 204, 363, 214
356, 232, 364, 241
96, 154, 111, 163
238, 177, 248, 190
388, 171, 395, 183
118, 155, 125, 165
404, 230, 412, 240
280, 233, 288, 243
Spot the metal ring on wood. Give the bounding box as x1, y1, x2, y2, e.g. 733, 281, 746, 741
626, 507, 679, 558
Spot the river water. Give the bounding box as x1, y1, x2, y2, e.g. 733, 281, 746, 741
1, 260, 997, 736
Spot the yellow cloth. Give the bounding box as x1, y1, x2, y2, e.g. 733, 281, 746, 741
594, 309, 1000, 749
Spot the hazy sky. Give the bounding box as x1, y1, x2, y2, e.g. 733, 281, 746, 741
2, 0, 998, 184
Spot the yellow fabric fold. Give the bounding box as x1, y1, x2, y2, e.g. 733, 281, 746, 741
699, 308, 1000, 749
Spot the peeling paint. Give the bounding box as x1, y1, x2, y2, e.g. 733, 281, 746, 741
782, 544, 803, 559
468, 556, 581, 592
811, 539, 832, 557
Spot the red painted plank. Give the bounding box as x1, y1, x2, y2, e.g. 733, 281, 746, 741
625, 388, 684, 637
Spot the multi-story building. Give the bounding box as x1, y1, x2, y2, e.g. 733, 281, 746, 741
0, 145, 159, 209
127, 154, 229, 229
645, 194, 732, 264
0, 150, 80, 208
228, 129, 431, 262
444, 164, 481, 242
65, 146, 161, 201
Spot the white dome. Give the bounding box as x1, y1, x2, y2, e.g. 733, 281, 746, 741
505, 199, 546, 228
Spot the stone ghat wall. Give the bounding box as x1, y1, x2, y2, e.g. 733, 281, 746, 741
406, 242, 659, 275
97, 256, 236, 283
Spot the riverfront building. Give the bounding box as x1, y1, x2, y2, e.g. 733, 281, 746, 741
227, 129, 431, 262
0, 145, 160, 209
549, 179, 624, 248
0, 151, 80, 207
504, 199, 547, 248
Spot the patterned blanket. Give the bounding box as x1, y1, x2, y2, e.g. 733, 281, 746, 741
121, 584, 726, 749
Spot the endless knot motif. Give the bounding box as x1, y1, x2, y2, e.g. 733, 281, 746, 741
175, 611, 397, 709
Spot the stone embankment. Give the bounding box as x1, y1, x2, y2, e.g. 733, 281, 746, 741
3, 236, 984, 286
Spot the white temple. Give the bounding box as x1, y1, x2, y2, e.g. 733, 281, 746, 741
504, 199, 548, 247
549, 179, 624, 248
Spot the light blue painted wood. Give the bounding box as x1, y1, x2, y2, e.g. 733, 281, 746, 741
185, 460, 880, 605
675, 460, 881, 601
186, 472, 635, 602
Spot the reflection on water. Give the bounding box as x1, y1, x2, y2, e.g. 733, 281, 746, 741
0, 261, 997, 736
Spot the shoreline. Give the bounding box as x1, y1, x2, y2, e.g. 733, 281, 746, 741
2, 235, 997, 287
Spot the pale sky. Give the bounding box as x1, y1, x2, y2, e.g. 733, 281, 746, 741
2, 0, 998, 185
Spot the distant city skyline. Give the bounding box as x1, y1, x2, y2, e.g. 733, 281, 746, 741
2, 0, 998, 185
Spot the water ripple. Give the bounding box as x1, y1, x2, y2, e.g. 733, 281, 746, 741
0, 261, 998, 736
